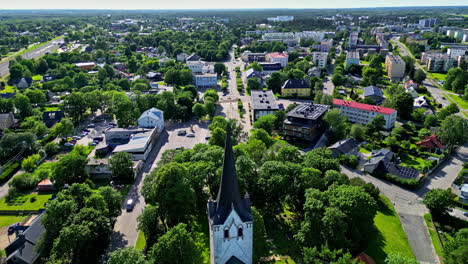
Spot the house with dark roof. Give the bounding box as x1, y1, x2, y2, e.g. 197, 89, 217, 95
146, 71, 162, 81
42, 111, 63, 128
186, 54, 201, 62
0, 112, 15, 130
283, 103, 330, 141
251, 90, 279, 121
363, 148, 419, 179
417, 135, 446, 152
328, 138, 359, 157
244, 69, 262, 80
5, 213, 45, 264
281, 78, 311, 97
12, 78, 33, 89
42, 75, 55, 83
363, 86, 385, 104
413, 96, 431, 109
308, 67, 322, 78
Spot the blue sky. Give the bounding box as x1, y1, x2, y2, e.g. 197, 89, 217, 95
2, 0, 467, 9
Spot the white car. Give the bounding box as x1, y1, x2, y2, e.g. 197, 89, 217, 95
126, 199, 135, 212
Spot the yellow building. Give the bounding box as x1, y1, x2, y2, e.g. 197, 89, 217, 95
281, 79, 311, 97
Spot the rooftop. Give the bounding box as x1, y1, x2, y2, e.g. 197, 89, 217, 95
286, 103, 330, 120
267, 52, 289, 59
363, 86, 384, 98
251, 90, 279, 111
386, 54, 405, 64
346, 51, 360, 59
333, 99, 396, 115
282, 78, 310, 89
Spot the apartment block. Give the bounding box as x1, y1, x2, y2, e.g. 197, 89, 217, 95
333, 99, 397, 130
193, 73, 218, 88
345, 51, 360, 68
421, 53, 457, 72
266, 52, 289, 67
385, 54, 406, 81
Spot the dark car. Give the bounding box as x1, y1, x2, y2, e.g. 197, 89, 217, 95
186, 134, 195, 138
177, 130, 187, 136
87, 124, 95, 128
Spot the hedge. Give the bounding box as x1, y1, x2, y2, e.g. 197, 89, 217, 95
372, 172, 420, 189
0, 162, 21, 183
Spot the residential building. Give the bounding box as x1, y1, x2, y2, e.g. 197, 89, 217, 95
421, 53, 457, 72
0, 112, 15, 130
75, 62, 96, 70
281, 79, 311, 97
283, 103, 330, 141
460, 184, 468, 203
333, 99, 397, 129
295, 31, 326, 42
86, 158, 142, 179
307, 67, 322, 78
267, 16, 294, 22
208, 127, 253, 264
447, 48, 468, 59
404, 80, 419, 98
176, 52, 189, 62
5, 213, 45, 264
186, 61, 214, 74
310, 52, 328, 68
385, 54, 406, 81
406, 35, 428, 46
259, 62, 282, 74
328, 138, 359, 157
194, 73, 218, 88
376, 35, 389, 49
319, 38, 334, 51
266, 52, 289, 67
364, 156, 420, 179
241, 52, 267, 63
138, 107, 164, 131
186, 54, 201, 62
417, 135, 446, 152
12, 77, 32, 89
146, 71, 162, 81
345, 51, 360, 68
112, 128, 158, 161
419, 18, 440, 28
251, 90, 279, 121
244, 69, 262, 80
349, 31, 359, 50
42, 111, 63, 128
363, 86, 385, 104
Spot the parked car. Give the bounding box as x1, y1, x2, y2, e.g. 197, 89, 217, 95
186, 134, 195, 138
177, 130, 187, 136
72, 136, 81, 140
205, 136, 211, 140
87, 124, 95, 128
93, 136, 104, 142
64, 142, 74, 147
126, 199, 135, 212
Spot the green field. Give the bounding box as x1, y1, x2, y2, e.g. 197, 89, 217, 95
0, 215, 27, 227
366, 196, 414, 263
445, 93, 468, 110
428, 72, 447, 81
423, 214, 443, 257
0, 193, 53, 211
135, 231, 146, 251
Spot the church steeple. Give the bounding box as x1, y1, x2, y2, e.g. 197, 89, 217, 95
208, 125, 252, 225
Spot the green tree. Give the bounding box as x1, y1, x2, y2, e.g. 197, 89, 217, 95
142, 163, 195, 226
98, 186, 123, 218
64, 92, 87, 123
361, 66, 381, 86
439, 115, 468, 146
267, 71, 286, 94
349, 124, 365, 141
53, 150, 88, 187
24, 89, 47, 105
366, 115, 386, 134
148, 223, 200, 264
138, 205, 165, 248
252, 207, 269, 263
109, 248, 148, 264
443, 228, 468, 264
208, 127, 226, 147
413, 69, 426, 83
214, 62, 226, 76
36, 58, 49, 74
253, 114, 276, 134
14, 93, 33, 119
247, 78, 261, 93
109, 152, 134, 180
323, 109, 350, 143
423, 188, 455, 215
21, 154, 41, 172
302, 148, 340, 173
192, 103, 206, 119
385, 252, 419, 264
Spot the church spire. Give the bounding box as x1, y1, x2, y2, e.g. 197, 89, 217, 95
211, 124, 252, 225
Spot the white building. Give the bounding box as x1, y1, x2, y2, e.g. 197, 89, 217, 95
295, 31, 326, 42
208, 127, 253, 264
194, 73, 218, 88
447, 48, 468, 58
333, 99, 397, 130
310, 52, 328, 68
266, 52, 289, 67
112, 128, 158, 161
345, 51, 360, 68
267, 16, 294, 22
138, 107, 164, 131
186, 61, 214, 74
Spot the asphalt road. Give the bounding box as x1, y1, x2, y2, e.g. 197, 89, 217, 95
110, 121, 209, 249
341, 143, 468, 264
0, 38, 63, 77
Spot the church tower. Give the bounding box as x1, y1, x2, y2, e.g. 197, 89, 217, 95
207, 126, 253, 264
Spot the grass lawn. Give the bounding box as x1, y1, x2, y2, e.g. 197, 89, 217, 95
400, 155, 432, 171
135, 231, 146, 251
0, 193, 53, 211
43, 106, 61, 112
0, 85, 16, 94
32, 75, 42, 81
445, 93, 468, 110
359, 148, 371, 154
423, 214, 443, 257
0, 215, 27, 227
427, 72, 447, 81
366, 195, 414, 263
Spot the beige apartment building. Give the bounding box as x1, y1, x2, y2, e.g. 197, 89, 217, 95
385, 54, 406, 81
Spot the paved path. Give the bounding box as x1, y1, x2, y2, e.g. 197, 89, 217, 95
340, 143, 468, 264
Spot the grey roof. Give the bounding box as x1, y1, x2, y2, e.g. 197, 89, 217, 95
363, 86, 384, 98
328, 138, 359, 155
5, 213, 45, 264
372, 148, 395, 160
186, 54, 201, 61
380, 161, 420, 179
245, 68, 261, 79
282, 79, 310, 89
286, 103, 330, 120
251, 90, 279, 111
208, 126, 252, 225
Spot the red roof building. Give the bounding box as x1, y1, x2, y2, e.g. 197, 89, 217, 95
36, 179, 54, 192
266, 52, 289, 67
333, 99, 397, 129
417, 135, 446, 151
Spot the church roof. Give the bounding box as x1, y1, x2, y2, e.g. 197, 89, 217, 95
208, 125, 252, 225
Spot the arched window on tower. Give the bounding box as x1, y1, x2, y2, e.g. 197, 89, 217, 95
237, 227, 243, 237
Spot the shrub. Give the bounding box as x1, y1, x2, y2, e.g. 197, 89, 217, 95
373, 173, 420, 189
21, 154, 41, 172
339, 154, 359, 169
9, 173, 41, 191
30, 196, 37, 203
